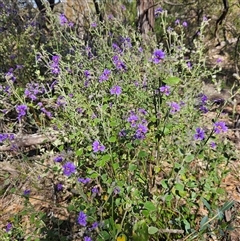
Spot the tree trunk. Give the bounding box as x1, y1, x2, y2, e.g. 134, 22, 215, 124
137, 0, 155, 40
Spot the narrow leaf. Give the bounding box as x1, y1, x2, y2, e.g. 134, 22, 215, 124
199, 216, 209, 231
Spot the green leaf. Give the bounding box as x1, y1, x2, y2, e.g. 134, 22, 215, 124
95, 159, 106, 167
138, 150, 147, 158
220, 200, 234, 212
183, 219, 191, 232
101, 154, 111, 162
76, 148, 83, 156
95, 154, 110, 167
110, 120, 118, 127
129, 164, 137, 171
113, 162, 119, 171
165, 194, 173, 202
174, 162, 182, 169
217, 208, 224, 220
175, 183, 184, 192
99, 230, 110, 239
89, 172, 99, 178
201, 198, 212, 212
58, 145, 64, 151
144, 201, 156, 211
199, 216, 209, 231
184, 154, 195, 163
216, 187, 225, 195
148, 226, 158, 234
67, 204, 75, 212
163, 76, 181, 85
142, 210, 149, 217
160, 179, 168, 189
102, 104, 109, 111
109, 136, 116, 142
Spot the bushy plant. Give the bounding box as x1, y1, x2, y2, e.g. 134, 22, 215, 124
0, 2, 237, 241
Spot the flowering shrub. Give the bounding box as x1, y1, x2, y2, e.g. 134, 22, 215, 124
0, 1, 237, 241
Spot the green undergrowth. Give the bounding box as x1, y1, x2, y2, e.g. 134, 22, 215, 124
0, 2, 238, 241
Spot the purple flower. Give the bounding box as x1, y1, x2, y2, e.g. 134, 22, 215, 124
112, 43, 122, 53
3, 85, 11, 95
112, 55, 126, 71
135, 124, 148, 140
203, 16, 208, 21
91, 187, 99, 194
91, 22, 97, 27
194, 127, 205, 141
113, 186, 120, 194
108, 14, 114, 20
169, 102, 180, 114
152, 49, 165, 64
159, 85, 171, 96
67, 21, 73, 27
59, 13, 68, 25
52, 55, 60, 64
56, 96, 66, 107
135, 131, 146, 140
78, 177, 91, 184
5, 68, 16, 82
127, 114, 139, 127
54, 155, 63, 162
76, 107, 83, 114
91, 221, 98, 230
182, 21, 188, 27
138, 108, 147, 115
50, 55, 60, 75
155, 7, 163, 17
6, 223, 12, 232
137, 124, 148, 134
78, 211, 87, 226
50, 80, 58, 90
175, 19, 180, 25
24, 82, 45, 101
199, 93, 208, 104
99, 69, 111, 82
50, 63, 60, 75
121, 5, 126, 10
8, 134, 15, 140
119, 129, 127, 137
85, 47, 93, 59
23, 189, 31, 196
92, 140, 105, 153
210, 141, 217, 149
63, 162, 76, 177
16, 64, 23, 69
199, 105, 208, 113
110, 85, 122, 96
84, 237, 92, 241
120, 36, 132, 49
214, 121, 228, 134
16, 104, 28, 120
84, 70, 91, 79
216, 58, 222, 63
56, 183, 63, 191
0, 133, 8, 143
187, 62, 192, 68
41, 107, 52, 118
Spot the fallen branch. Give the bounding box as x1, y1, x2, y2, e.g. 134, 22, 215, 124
159, 228, 184, 234
0, 131, 62, 152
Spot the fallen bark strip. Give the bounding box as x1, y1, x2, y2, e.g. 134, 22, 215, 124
0, 131, 62, 151
159, 229, 184, 234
